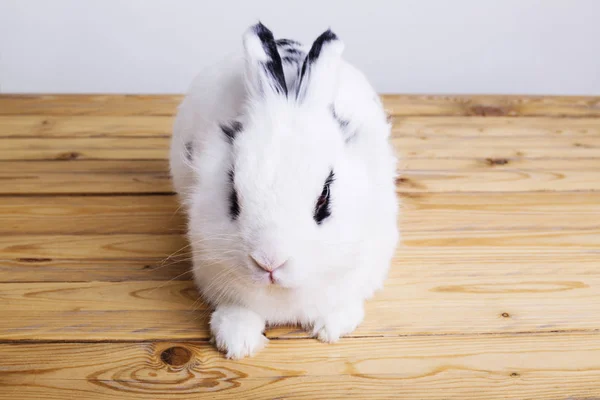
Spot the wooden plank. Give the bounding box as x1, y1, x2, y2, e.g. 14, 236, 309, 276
0, 159, 168, 174
0, 232, 190, 281
2, 94, 600, 117
2, 334, 600, 399
0, 220, 598, 268
382, 94, 600, 117
2, 158, 599, 194
2, 247, 599, 340
1, 133, 599, 161
0, 94, 182, 116
397, 158, 600, 193
3, 232, 599, 284
0, 309, 207, 340
393, 135, 600, 159
0, 137, 169, 160
0, 115, 173, 138
2, 115, 599, 139
0, 281, 199, 312
402, 229, 600, 248
0, 160, 173, 194
1, 95, 599, 400
399, 191, 600, 231
393, 116, 600, 137
2, 192, 598, 236
0, 234, 187, 260
0, 259, 191, 282
397, 170, 600, 193
0, 195, 186, 234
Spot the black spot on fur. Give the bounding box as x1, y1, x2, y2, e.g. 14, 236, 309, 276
331, 105, 357, 142
228, 170, 240, 220
331, 105, 350, 129
253, 22, 288, 96
314, 170, 335, 224
184, 141, 193, 161
220, 121, 243, 144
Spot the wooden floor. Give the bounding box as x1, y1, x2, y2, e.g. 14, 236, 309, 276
1, 94, 600, 399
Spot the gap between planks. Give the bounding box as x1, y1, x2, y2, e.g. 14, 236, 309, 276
0, 134, 598, 160
1, 94, 600, 117
1, 191, 599, 235
1, 116, 599, 139
2, 158, 600, 194
3, 252, 600, 341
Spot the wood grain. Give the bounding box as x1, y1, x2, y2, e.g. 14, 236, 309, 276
2, 248, 599, 340
2, 158, 599, 194
0, 115, 172, 138
1, 133, 598, 161
394, 116, 600, 137
0, 258, 190, 282
1, 94, 600, 399
0, 195, 186, 234
381, 94, 600, 117
2, 115, 599, 139
0, 234, 187, 260
2, 94, 600, 117
2, 192, 598, 235
0, 137, 169, 160
397, 158, 600, 193
1, 221, 598, 270
394, 135, 600, 159
399, 191, 600, 231
2, 243, 598, 284
2, 334, 600, 400
0, 160, 173, 194
0, 94, 182, 116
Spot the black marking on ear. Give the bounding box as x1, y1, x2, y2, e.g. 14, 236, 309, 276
331, 104, 357, 142
297, 29, 338, 98
307, 29, 338, 61
314, 170, 335, 225
228, 169, 240, 220
184, 141, 193, 161
220, 121, 243, 144
253, 22, 288, 96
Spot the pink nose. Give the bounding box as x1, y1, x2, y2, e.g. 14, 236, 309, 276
249, 253, 286, 272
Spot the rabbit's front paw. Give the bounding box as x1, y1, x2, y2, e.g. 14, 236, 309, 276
210, 305, 267, 359
311, 302, 364, 343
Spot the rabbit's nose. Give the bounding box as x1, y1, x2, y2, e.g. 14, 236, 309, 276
249, 253, 287, 272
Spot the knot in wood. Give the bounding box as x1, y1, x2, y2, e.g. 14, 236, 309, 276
468, 105, 507, 116
56, 151, 81, 160
160, 346, 192, 366
485, 158, 509, 166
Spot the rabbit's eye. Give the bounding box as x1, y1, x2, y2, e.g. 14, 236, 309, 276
313, 170, 334, 225
316, 186, 329, 209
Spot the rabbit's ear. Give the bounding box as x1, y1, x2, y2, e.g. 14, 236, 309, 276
295, 29, 344, 107
243, 22, 288, 99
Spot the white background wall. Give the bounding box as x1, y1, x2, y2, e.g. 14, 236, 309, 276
1, 0, 598, 95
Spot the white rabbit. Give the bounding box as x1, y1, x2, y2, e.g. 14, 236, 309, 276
170, 22, 399, 359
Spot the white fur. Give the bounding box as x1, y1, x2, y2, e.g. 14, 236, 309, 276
170, 24, 399, 359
